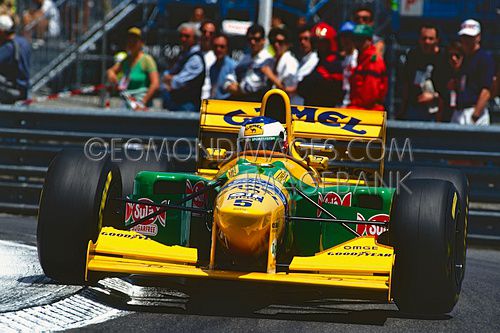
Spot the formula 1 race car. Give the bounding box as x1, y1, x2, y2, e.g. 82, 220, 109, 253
37, 89, 469, 315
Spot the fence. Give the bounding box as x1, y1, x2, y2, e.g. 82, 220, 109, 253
0, 105, 498, 243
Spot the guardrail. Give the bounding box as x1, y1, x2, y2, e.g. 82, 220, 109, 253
0, 105, 498, 243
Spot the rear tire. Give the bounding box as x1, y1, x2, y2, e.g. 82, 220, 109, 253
37, 150, 122, 284
391, 179, 463, 314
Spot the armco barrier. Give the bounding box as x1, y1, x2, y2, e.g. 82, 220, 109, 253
0, 105, 498, 242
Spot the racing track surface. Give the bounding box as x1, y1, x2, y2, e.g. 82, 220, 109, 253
0, 214, 499, 332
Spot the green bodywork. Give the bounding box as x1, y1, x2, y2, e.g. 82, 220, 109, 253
125, 158, 395, 257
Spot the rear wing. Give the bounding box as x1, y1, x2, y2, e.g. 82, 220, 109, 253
198, 90, 386, 182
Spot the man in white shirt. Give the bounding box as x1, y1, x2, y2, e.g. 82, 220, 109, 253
268, 27, 298, 90
288, 26, 318, 105
199, 20, 216, 100
224, 24, 274, 102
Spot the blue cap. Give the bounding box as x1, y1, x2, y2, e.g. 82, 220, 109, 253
340, 21, 355, 34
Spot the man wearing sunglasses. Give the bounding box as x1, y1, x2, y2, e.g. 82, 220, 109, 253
353, 6, 384, 57
224, 24, 273, 102
266, 27, 298, 92
162, 22, 205, 111
401, 24, 447, 121
288, 25, 318, 105
450, 19, 494, 125
209, 33, 235, 100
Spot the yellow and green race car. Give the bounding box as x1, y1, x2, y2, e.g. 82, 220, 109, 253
37, 89, 468, 315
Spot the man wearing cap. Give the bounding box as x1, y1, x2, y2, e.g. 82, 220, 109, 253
451, 19, 494, 125
297, 22, 344, 107
348, 24, 387, 111
339, 21, 358, 107
0, 15, 30, 104
401, 23, 447, 121
163, 22, 205, 111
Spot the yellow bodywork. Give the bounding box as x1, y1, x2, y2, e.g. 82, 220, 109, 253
197, 89, 387, 185
86, 228, 393, 301
85, 90, 393, 302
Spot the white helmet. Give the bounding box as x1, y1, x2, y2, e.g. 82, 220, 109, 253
238, 116, 287, 153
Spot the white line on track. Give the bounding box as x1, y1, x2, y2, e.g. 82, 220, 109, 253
0, 240, 129, 331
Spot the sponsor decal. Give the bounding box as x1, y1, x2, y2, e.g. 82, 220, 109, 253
317, 192, 352, 217
222, 176, 287, 206
273, 169, 290, 184
101, 231, 147, 240
186, 180, 206, 216
222, 107, 366, 135
327, 251, 392, 257
226, 165, 239, 179
228, 192, 264, 202
356, 213, 389, 237
125, 198, 167, 236
327, 244, 392, 257
244, 122, 264, 136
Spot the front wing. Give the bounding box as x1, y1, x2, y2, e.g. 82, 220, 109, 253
86, 228, 394, 301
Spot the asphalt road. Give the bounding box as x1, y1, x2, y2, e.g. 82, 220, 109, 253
0, 214, 499, 332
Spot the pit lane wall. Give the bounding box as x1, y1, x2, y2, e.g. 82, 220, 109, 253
0, 105, 498, 244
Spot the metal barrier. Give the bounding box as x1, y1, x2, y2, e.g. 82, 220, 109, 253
0, 105, 498, 243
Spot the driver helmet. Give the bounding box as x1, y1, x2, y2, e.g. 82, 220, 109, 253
238, 117, 287, 153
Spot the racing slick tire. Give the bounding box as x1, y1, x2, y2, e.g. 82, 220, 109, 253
391, 179, 464, 315
37, 149, 122, 284
408, 167, 469, 288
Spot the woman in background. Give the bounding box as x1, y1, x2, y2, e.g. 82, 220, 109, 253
107, 27, 159, 110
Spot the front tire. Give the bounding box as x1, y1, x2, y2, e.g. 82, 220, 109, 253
37, 150, 122, 284
391, 179, 463, 314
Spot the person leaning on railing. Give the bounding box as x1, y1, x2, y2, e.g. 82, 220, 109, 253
0, 15, 30, 104
107, 27, 159, 111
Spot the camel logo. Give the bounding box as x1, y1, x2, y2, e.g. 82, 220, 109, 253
244, 123, 264, 136
356, 213, 390, 238
317, 192, 352, 217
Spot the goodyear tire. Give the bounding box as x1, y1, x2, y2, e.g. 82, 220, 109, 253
391, 179, 463, 314
37, 150, 122, 284
408, 167, 468, 287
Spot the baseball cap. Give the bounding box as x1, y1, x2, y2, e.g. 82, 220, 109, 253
0, 15, 14, 32
312, 22, 336, 40
340, 21, 355, 34
127, 27, 142, 39
458, 19, 480, 36
311, 22, 338, 52
353, 24, 374, 38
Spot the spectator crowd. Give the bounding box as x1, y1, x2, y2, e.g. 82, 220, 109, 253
0, 3, 498, 127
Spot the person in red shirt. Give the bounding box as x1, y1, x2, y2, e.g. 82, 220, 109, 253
348, 24, 387, 111
297, 22, 344, 107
